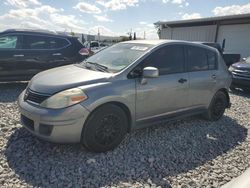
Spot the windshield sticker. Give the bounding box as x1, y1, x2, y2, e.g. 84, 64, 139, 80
131, 46, 148, 51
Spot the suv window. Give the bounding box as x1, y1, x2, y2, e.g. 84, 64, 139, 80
23, 35, 50, 49
142, 45, 185, 75
23, 35, 69, 49
187, 46, 208, 71
48, 38, 69, 49
0, 35, 19, 49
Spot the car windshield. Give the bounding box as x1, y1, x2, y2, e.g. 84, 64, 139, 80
82, 43, 153, 72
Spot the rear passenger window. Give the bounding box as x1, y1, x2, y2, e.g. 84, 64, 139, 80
23, 35, 69, 49
23, 35, 50, 49
207, 50, 217, 70
187, 46, 208, 71
142, 45, 185, 75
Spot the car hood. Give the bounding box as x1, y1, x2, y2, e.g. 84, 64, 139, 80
232, 62, 250, 71
29, 65, 113, 94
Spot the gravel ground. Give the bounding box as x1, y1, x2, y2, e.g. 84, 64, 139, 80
0, 83, 249, 188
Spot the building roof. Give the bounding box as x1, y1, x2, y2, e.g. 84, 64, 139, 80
155, 13, 250, 27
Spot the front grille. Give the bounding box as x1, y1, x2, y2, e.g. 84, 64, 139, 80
21, 115, 34, 131
25, 89, 51, 104
232, 70, 250, 79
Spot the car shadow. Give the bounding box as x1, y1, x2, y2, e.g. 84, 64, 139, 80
0, 82, 27, 103
4, 116, 247, 187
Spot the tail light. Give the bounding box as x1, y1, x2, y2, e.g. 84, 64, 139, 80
79, 48, 90, 56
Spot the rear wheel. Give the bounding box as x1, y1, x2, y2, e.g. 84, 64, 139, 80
81, 104, 128, 152
204, 91, 227, 121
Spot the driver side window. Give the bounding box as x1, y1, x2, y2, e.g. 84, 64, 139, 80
141, 45, 185, 75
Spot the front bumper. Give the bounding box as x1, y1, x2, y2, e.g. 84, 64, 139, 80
231, 73, 250, 88
18, 91, 90, 143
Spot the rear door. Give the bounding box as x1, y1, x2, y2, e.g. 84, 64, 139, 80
22, 34, 72, 75
135, 44, 189, 122
22, 34, 53, 76
0, 34, 26, 80
186, 45, 218, 107
46, 36, 74, 67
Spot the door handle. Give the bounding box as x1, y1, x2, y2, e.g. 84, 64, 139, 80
13, 54, 24, 57
178, 78, 187, 84
52, 53, 62, 56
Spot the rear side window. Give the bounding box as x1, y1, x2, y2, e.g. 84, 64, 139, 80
142, 45, 185, 75
187, 46, 208, 71
207, 50, 217, 70
23, 35, 69, 49
0, 35, 19, 49
48, 38, 69, 49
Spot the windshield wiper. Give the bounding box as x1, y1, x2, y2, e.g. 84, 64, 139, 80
85, 61, 109, 72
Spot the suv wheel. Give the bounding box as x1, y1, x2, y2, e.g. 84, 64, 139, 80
204, 91, 227, 121
81, 104, 128, 152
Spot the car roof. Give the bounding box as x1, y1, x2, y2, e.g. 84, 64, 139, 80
0, 29, 74, 39
122, 40, 217, 51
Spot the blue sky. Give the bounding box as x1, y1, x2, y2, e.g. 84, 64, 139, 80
1, 0, 250, 39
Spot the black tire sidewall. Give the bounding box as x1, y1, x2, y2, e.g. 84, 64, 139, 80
82, 104, 128, 152
207, 91, 227, 121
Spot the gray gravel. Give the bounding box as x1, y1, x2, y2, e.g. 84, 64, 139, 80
0, 83, 249, 188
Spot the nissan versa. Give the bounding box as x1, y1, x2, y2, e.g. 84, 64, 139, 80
18, 40, 232, 152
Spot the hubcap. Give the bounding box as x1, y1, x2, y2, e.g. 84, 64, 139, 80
95, 114, 120, 146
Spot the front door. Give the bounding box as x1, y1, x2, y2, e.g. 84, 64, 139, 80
135, 44, 189, 122
0, 34, 26, 80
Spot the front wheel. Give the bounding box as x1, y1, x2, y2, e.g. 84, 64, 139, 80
204, 91, 227, 121
81, 104, 128, 152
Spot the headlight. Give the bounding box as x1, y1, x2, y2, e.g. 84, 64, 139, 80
228, 66, 235, 72
40, 88, 88, 109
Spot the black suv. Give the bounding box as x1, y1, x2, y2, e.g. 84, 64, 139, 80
0, 29, 87, 81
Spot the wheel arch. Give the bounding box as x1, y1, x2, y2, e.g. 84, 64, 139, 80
85, 101, 132, 133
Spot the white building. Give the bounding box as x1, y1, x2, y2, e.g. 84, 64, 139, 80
155, 14, 250, 58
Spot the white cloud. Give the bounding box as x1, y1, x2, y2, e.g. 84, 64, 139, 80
162, 0, 189, 7
212, 3, 250, 16
94, 15, 113, 22
5, 0, 41, 8
74, 2, 102, 14
97, 0, 139, 11
182, 13, 202, 20
139, 21, 147, 25
0, 5, 88, 33
162, 0, 170, 3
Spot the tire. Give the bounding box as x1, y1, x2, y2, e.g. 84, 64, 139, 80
81, 104, 128, 152
204, 91, 227, 121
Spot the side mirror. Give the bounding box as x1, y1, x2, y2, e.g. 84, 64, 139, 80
242, 58, 246, 61
143, 67, 159, 78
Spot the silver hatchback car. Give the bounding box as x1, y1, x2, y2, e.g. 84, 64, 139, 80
18, 40, 232, 152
